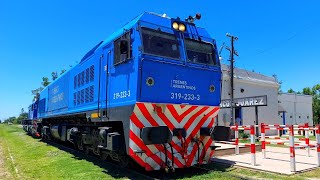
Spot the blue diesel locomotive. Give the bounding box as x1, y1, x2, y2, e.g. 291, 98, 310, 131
27, 12, 222, 171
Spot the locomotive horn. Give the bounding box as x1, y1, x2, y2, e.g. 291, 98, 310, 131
185, 13, 201, 23
195, 13, 201, 20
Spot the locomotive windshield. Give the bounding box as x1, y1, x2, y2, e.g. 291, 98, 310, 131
141, 27, 180, 59
185, 38, 217, 65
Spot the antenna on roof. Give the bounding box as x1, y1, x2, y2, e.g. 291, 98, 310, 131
185, 13, 201, 23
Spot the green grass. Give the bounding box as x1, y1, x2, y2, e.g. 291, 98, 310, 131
1, 124, 320, 180
0, 124, 143, 180
294, 135, 316, 141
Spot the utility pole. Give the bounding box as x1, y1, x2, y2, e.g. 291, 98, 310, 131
226, 33, 238, 125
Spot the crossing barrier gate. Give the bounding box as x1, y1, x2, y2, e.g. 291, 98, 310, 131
261, 123, 320, 172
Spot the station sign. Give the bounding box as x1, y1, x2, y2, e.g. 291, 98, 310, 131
220, 95, 267, 108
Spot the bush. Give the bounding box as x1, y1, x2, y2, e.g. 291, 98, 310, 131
239, 130, 249, 139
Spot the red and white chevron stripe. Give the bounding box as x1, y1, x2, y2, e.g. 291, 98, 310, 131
129, 102, 219, 171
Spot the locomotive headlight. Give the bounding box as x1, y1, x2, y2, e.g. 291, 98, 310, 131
172, 22, 186, 32
178, 23, 186, 32
172, 22, 179, 30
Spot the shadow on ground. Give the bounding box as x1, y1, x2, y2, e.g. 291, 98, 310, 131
144, 162, 237, 180
42, 140, 146, 179
42, 139, 236, 180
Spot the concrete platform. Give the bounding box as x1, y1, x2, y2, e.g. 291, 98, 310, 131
212, 147, 319, 175
214, 142, 261, 156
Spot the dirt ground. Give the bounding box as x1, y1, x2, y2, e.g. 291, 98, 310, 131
0, 145, 12, 179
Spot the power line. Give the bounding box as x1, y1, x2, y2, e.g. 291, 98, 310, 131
241, 23, 313, 59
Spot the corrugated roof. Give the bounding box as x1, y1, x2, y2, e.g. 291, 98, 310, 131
222, 64, 278, 85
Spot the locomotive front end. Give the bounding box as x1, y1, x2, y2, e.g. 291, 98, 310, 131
128, 14, 222, 171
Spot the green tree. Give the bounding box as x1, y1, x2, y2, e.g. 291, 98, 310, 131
302, 84, 320, 124
312, 84, 320, 124
303, 87, 313, 95
272, 74, 282, 93
312, 84, 320, 94
314, 98, 320, 124
51, 71, 58, 81
15, 108, 28, 124
60, 69, 66, 75
4, 116, 16, 123
42, 77, 50, 87
287, 88, 295, 93
31, 88, 42, 101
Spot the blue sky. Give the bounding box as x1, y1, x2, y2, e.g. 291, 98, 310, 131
0, 0, 319, 120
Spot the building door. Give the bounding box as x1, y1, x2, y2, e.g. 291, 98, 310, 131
235, 107, 242, 125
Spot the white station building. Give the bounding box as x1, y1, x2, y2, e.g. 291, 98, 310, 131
278, 93, 313, 126
216, 64, 313, 134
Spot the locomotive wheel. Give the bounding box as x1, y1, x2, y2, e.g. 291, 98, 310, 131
164, 167, 169, 173
119, 155, 129, 168
172, 168, 175, 172
76, 136, 84, 151
100, 153, 108, 161
93, 147, 100, 156
91, 129, 100, 156
84, 146, 90, 155
41, 134, 46, 140
73, 142, 78, 150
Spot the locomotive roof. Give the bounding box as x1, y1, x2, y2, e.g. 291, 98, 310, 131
81, 12, 211, 63
222, 64, 279, 87
37, 12, 212, 94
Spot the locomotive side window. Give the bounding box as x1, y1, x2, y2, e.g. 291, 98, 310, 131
141, 27, 180, 59
114, 32, 132, 65
185, 39, 217, 66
